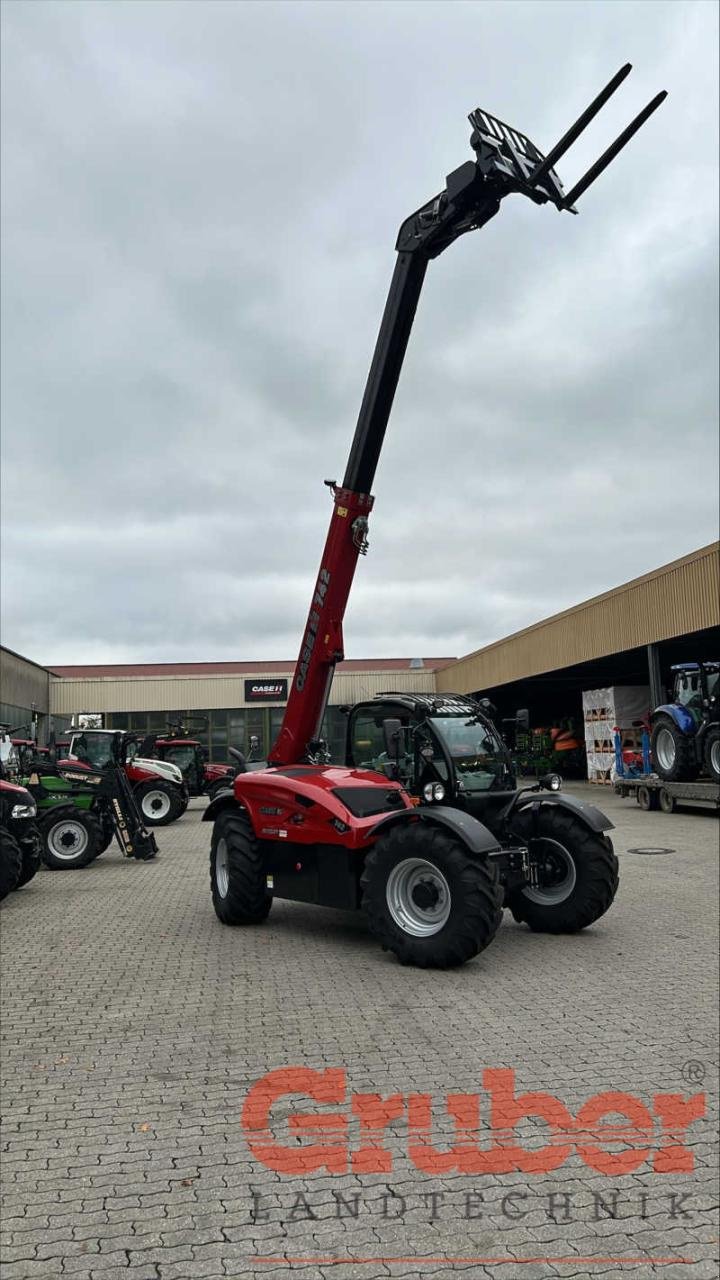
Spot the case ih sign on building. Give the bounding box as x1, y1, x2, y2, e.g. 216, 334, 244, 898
244, 679, 288, 703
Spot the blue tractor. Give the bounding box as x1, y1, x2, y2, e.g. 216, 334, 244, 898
650, 662, 720, 783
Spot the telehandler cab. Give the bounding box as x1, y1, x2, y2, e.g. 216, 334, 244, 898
205, 68, 665, 967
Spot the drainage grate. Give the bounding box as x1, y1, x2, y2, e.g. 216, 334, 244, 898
627, 847, 675, 856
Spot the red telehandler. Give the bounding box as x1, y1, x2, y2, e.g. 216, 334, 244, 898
204, 68, 666, 967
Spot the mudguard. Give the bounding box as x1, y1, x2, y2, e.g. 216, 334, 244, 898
514, 791, 614, 833
201, 789, 239, 822
369, 804, 501, 854
652, 704, 695, 735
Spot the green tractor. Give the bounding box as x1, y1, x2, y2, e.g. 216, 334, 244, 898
22, 758, 157, 869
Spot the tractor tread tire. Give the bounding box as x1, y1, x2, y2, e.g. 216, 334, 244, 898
16, 833, 42, 888
0, 829, 23, 901
650, 717, 698, 782
507, 809, 618, 933
210, 810, 272, 925
92, 813, 115, 859
703, 725, 720, 783
361, 823, 502, 969
136, 781, 179, 827
40, 808, 102, 870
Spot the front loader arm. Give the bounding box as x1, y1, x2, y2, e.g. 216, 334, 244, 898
268, 68, 665, 768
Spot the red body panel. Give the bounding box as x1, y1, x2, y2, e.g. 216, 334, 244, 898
0, 778, 31, 797
269, 488, 373, 766
234, 765, 411, 850
205, 762, 233, 783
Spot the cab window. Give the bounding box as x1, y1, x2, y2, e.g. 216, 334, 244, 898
351, 713, 388, 770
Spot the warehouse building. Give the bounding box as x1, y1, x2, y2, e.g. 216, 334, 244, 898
2, 542, 718, 765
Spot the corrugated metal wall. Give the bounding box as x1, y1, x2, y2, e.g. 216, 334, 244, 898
0, 647, 51, 713
49, 667, 438, 715
437, 542, 720, 694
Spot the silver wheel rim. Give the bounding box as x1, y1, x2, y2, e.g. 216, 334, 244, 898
711, 739, 720, 774
523, 838, 577, 905
47, 821, 89, 860
386, 857, 451, 937
142, 790, 171, 820
215, 838, 229, 898
655, 727, 676, 772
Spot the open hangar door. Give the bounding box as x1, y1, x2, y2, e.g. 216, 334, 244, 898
468, 624, 719, 778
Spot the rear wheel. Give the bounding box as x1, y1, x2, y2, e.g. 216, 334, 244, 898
651, 717, 697, 782
659, 788, 676, 814
361, 822, 502, 968
41, 809, 101, 870
136, 781, 178, 826
703, 726, 720, 783
0, 829, 23, 900
210, 810, 272, 925
507, 808, 618, 933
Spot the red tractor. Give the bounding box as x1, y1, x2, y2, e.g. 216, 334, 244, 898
138, 720, 246, 801
204, 70, 664, 967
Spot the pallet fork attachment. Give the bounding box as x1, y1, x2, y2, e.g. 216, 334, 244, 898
269, 68, 666, 767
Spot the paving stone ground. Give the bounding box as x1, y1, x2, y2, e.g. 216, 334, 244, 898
1, 785, 718, 1280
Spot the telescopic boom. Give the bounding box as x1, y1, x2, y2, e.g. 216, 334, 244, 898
268, 68, 666, 767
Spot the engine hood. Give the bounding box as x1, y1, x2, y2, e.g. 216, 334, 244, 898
132, 757, 183, 785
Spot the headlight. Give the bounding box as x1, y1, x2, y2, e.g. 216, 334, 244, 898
11, 801, 37, 819
422, 782, 446, 803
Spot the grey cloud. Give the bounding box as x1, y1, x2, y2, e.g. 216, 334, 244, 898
1, 0, 717, 666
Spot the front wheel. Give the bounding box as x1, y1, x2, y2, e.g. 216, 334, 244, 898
16, 832, 42, 888
507, 808, 618, 933
136, 781, 178, 826
41, 809, 101, 870
210, 810, 272, 925
703, 726, 720, 783
0, 829, 23, 900
361, 822, 502, 968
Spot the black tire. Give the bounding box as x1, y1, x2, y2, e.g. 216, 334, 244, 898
703, 726, 720, 783
41, 808, 102, 870
16, 832, 42, 888
135, 781, 178, 826
210, 810, 272, 925
658, 788, 676, 814
208, 778, 234, 802
92, 809, 115, 858
174, 792, 190, 818
0, 829, 23, 901
636, 785, 659, 812
507, 808, 618, 933
650, 717, 698, 782
360, 822, 503, 968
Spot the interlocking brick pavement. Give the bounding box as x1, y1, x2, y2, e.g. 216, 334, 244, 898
1, 787, 718, 1280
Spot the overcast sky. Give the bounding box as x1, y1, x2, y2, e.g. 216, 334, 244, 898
1, 0, 717, 667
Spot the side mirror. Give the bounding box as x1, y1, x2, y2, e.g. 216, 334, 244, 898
515, 708, 530, 731
382, 718, 403, 760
